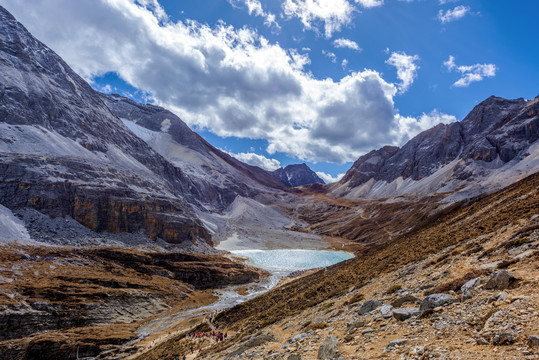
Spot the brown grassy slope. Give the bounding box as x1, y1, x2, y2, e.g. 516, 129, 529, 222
290, 193, 446, 246
214, 170, 538, 336
0, 247, 266, 311
0, 246, 266, 359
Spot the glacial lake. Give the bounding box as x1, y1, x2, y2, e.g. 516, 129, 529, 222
230, 249, 354, 273
136, 249, 353, 340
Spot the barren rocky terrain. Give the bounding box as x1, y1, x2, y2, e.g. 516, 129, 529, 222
135, 172, 539, 360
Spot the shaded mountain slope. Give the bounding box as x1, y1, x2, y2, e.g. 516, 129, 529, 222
101, 93, 287, 209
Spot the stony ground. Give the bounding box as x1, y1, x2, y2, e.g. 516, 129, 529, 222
172, 215, 538, 360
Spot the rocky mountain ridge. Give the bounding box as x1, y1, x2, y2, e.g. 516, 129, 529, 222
271, 163, 325, 187
0, 5, 300, 249
101, 93, 287, 209
0, 6, 217, 246
331, 95, 539, 200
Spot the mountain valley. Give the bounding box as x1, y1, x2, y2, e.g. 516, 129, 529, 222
0, 5, 537, 360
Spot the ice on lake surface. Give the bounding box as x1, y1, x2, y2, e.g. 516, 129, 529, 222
230, 249, 354, 273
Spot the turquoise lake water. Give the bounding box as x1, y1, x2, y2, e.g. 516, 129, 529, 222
230, 249, 354, 273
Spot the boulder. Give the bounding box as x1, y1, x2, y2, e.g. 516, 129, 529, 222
461, 277, 480, 300
491, 332, 515, 345
528, 335, 539, 347
379, 304, 394, 318
229, 334, 276, 357
386, 339, 407, 349
346, 319, 366, 333
485, 270, 514, 290
390, 294, 421, 308
392, 308, 420, 321
358, 300, 381, 315
287, 355, 302, 360
420, 294, 456, 311
318, 335, 339, 359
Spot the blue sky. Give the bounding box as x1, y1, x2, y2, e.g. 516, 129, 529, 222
2, 0, 538, 182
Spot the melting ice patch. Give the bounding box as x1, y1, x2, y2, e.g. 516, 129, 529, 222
161, 119, 171, 132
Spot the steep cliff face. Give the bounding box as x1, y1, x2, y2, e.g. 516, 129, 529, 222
0, 6, 210, 245
331, 95, 539, 199
271, 163, 325, 187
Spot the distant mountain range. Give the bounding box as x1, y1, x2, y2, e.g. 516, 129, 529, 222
329, 95, 538, 200
0, 5, 537, 249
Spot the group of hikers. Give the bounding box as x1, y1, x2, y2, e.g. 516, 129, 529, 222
187, 329, 228, 343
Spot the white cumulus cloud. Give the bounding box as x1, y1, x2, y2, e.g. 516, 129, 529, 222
226, 151, 281, 171
385, 51, 420, 94
322, 49, 337, 63
444, 55, 497, 87
228, 0, 280, 30
0, 0, 450, 165
333, 38, 361, 51
393, 110, 456, 145
316, 171, 345, 184
355, 0, 383, 8
282, 0, 357, 38
438, 5, 470, 23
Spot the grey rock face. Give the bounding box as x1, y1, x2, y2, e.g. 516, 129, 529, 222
392, 308, 420, 321
358, 300, 382, 315
272, 163, 325, 187
318, 335, 339, 359
101, 93, 285, 210
0, 6, 213, 245
420, 294, 456, 311
379, 304, 394, 318
461, 277, 481, 300
485, 270, 515, 290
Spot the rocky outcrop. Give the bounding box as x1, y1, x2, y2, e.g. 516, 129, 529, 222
357, 299, 381, 315
0, 246, 265, 344
392, 308, 420, 321
419, 293, 456, 311
485, 270, 515, 290
317, 335, 338, 359
272, 163, 325, 187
